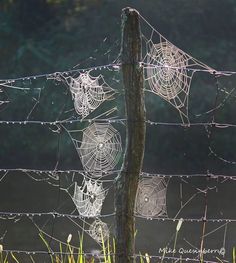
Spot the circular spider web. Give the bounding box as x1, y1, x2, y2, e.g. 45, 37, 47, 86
69, 72, 114, 118
72, 180, 106, 218
145, 41, 191, 108
89, 219, 109, 243
78, 122, 122, 175
135, 176, 167, 218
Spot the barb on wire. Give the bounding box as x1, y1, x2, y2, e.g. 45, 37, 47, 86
2, 119, 236, 129
0, 118, 126, 125
0, 64, 120, 83
0, 169, 236, 180
0, 249, 226, 263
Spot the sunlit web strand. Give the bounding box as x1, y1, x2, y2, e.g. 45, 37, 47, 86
0, 88, 9, 112
203, 124, 236, 165
209, 146, 236, 165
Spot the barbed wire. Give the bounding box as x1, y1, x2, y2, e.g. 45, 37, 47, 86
0, 168, 235, 180
142, 62, 232, 76
0, 211, 235, 223
0, 249, 225, 263
146, 120, 236, 128
0, 119, 126, 125
0, 211, 115, 219
2, 119, 236, 129
1, 59, 236, 86
136, 215, 236, 223
0, 168, 120, 177
142, 172, 236, 180
138, 10, 235, 80
0, 63, 120, 83
1, 10, 236, 263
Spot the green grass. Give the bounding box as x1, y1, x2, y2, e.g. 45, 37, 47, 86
0, 234, 232, 263
0, 235, 152, 263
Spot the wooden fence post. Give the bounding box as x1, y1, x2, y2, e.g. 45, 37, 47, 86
115, 7, 146, 263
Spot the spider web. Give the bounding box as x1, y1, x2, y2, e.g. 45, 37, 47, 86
1, 12, 236, 263
74, 122, 122, 176
135, 176, 168, 218
72, 179, 106, 218
142, 19, 215, 123
67, 72, 115, 119
0, 171, 235, 261
88, 218, 110, 243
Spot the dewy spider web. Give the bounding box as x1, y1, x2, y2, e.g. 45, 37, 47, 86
72, 179, 106, 218
66, 214, 111, 245
88, 218, 110, 243
0, 10, 236, 263
75, 122, 122, 176
141, 14, 216, 123
145, 41, 193, 122
135, 176, 168, 218
0, 174, 234, 261
65, 71, 115, 119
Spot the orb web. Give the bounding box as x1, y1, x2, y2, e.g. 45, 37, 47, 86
77, 122, 122, 175
68, 72, 114, 118
146, 42, 190, 99
144, 41, 193, 121
135, 176, 167, 218
89, 219, 109, 243
72, 179, 106, 218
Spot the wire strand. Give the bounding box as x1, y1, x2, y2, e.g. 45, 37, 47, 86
2, 119, 236, 129
0, 211, 235, 223
0, 168, 235, 180
0, 249, 224, 263
0, 63, 120, 83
